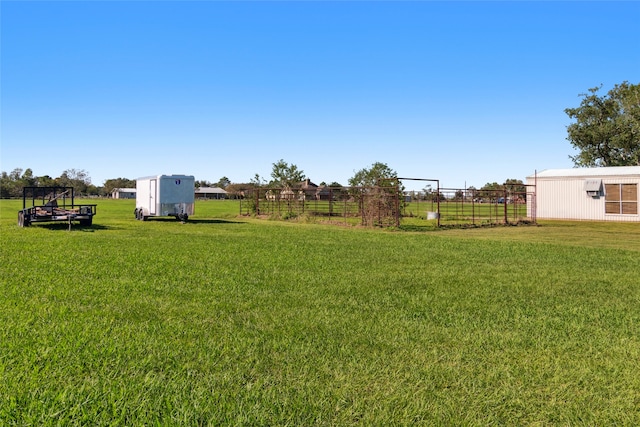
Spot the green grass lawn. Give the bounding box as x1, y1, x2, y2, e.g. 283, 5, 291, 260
2, 198, 640, 424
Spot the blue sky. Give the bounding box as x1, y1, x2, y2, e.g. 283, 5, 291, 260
2, 1, 639, 191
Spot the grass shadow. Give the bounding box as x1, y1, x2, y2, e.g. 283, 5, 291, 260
188, 219, 246, 225
398, 224, 440, 232
28, 223, 112, 232
137, 217, 246, 225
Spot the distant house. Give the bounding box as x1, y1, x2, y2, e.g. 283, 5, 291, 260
298, 179, 319, 200
195, 187, 227, 200
112, 188, 136, 199
263, 179, 320, 201
316, 185, 332, 201
526, 166, 640, 222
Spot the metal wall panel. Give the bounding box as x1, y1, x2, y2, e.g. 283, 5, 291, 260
527, 175, 640, 222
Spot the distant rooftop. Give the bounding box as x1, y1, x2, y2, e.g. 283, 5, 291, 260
196, 187, 227, 194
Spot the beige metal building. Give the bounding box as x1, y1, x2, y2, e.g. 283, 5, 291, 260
195, 187, 227, 199
526, 166, 640, 222
111, 188, 137, 199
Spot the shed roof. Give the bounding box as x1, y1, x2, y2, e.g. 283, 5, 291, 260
528, 166, 640, 179
196, 187, 227, 194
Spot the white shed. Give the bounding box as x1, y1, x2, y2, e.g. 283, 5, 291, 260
526, 166, 640, 222
195, 187, 227, 199
111, 188, 137, 199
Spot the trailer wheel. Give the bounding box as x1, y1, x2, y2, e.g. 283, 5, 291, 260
79, 218, 93, 226
134, 208, 139, 219
18, 212, 30, 227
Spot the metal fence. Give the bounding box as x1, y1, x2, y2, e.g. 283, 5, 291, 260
239, 186, 399, 227
402, 188, 533, 227
239, 183, 536, 228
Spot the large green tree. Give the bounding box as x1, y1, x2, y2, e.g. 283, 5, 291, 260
348, 162, 402, 226
103, 177, 136, 195
348, 162, 398, 188
478, 182, 503, 202
214, 176, 231, 189
269, 159, 305, 188
0, 171, 18, 198
504, 178, 526, 193
565, 81, 640, 167
56, 169, 92, 194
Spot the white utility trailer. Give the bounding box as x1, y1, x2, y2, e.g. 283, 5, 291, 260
135, 175, 195, 222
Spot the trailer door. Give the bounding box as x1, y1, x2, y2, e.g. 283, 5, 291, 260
150, 179, 157, 215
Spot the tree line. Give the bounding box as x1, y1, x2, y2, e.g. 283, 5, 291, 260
0, 161, 523, 201
0, 168, 235, 199
0, 168, 98, 199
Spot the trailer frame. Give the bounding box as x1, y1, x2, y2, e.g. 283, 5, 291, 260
18, 186, 97, 228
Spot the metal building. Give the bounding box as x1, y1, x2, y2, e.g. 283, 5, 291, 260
195, 187, 227, 199
526, 166, 640, 222
111, 188, 137, 199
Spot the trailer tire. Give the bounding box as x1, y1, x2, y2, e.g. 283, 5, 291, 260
79, 218, 93, 226
134, 208, 139, 219
18, 212, 30, 227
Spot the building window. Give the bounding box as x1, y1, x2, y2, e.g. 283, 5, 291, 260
605, 183, 638, 214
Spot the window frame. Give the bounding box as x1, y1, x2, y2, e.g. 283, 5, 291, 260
604, 183, 638, 215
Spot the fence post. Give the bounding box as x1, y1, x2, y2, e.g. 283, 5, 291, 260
503, 188, 508, 224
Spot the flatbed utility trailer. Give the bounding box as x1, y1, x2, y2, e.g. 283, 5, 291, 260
18, 186, 97, 228
134, 175, 195, 222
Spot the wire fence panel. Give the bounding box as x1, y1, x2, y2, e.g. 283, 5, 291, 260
239, 184, 536, 228
402, 189, 533, 227
239, 187, 400, 226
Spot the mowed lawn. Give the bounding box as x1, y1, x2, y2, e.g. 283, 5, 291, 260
1, 198, 640, 425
